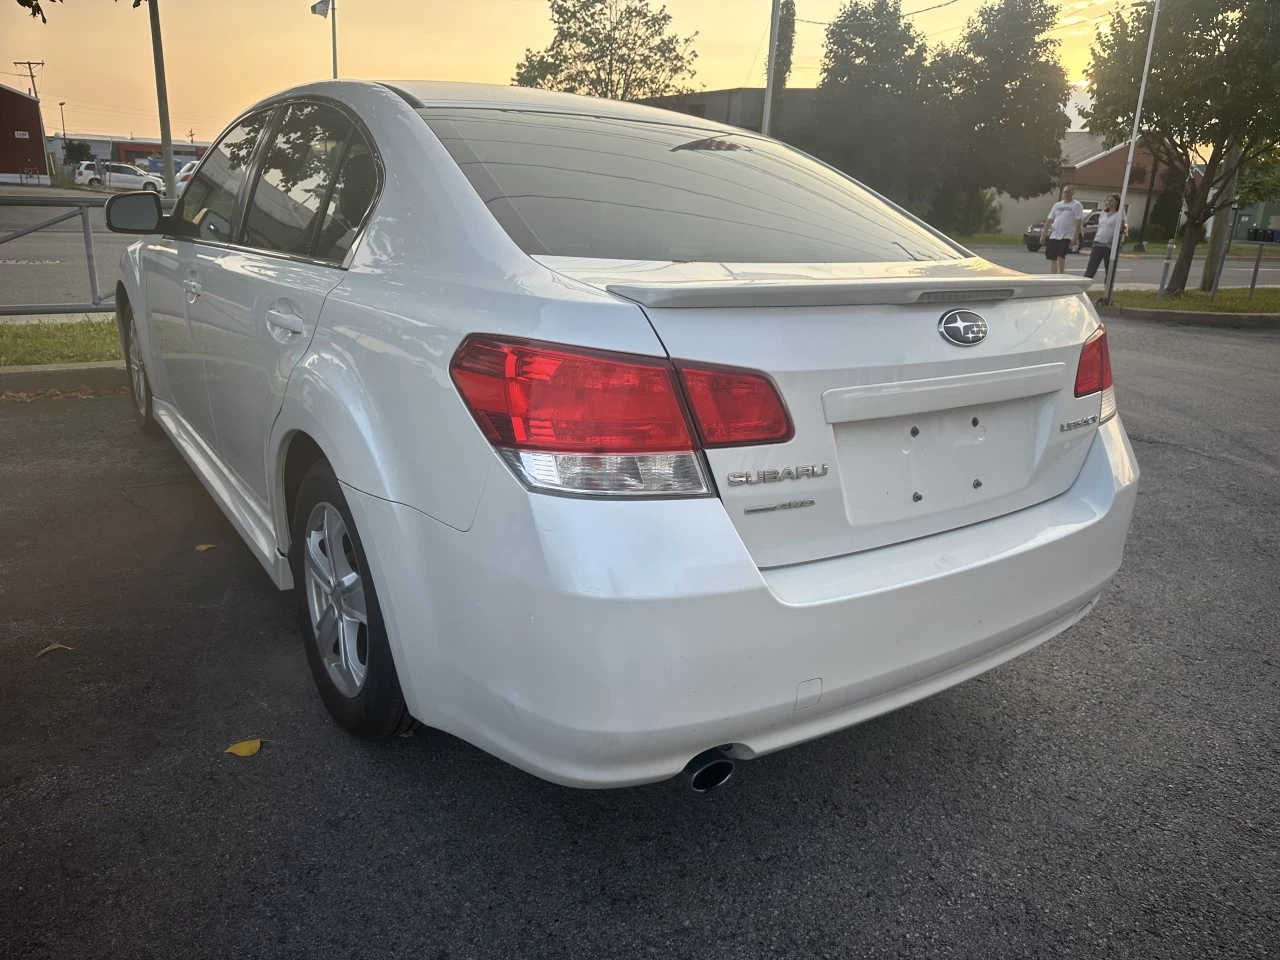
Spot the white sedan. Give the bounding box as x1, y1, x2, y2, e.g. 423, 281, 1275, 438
104, 80, 1138, 791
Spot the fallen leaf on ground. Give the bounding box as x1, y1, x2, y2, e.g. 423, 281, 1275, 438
194, 543, 217, 552
35, 642, 73, 658
224, 739, 262, 757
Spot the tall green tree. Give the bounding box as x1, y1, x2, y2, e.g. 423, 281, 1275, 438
1086, 0, 1280, 294
930, 0, 1070, 233
766, 0, 796, 129
513, 0, 698, 101
801, 1, 935, 213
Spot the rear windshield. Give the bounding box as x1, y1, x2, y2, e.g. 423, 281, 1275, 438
418, 107, 962, 264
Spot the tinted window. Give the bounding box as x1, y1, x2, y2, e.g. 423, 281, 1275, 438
420, 108, 961, 263
241, 102, 351, 256
313, 134, 378, 262
178, 111, 271, 243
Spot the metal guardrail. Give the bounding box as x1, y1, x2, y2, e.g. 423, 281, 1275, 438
0, 195, 176, 317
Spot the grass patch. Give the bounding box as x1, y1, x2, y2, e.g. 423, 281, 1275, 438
953, 232, 1025, 246
1100, 287, 1280, 314
0, 318, 122, 366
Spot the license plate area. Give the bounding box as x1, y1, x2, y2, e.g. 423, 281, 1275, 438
833, 395, 1051, 527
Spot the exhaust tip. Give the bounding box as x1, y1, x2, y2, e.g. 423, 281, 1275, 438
683, 748, 735, 793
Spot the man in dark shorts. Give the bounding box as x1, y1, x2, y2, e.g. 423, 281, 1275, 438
1040, 185, 1084, 274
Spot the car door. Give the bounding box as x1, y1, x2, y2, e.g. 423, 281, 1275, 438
138, 110, 272, 444
197, 100, 378, 504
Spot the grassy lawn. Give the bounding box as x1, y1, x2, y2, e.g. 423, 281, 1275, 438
0, 318, 122, 366
953, 232, 1025, 246
1100, 287, 1280, 314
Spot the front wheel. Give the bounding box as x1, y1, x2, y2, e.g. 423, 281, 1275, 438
291, 460, 413, 740
1024, 241, 1041, 253
143, 182, 158, 193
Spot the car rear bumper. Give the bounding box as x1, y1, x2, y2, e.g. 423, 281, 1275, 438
348, 417, 1138, 788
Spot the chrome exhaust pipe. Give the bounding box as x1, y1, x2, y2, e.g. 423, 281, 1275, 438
682, 747, 735, 793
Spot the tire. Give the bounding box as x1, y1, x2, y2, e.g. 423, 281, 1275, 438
88, 177, 101, 187
1025, 241, 1041, 253
290, 460, 412, 740
143, 182, 158, 193
121, 301, 162, 436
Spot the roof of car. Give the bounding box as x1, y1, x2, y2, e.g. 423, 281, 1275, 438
382, 80, 741, 132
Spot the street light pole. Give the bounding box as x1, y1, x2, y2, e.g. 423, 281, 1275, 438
58, 100, 66, 138
146, 0, 177, 198
760, 0, 782, 136
1103, 0, 1161, 307
331, 0, 338, 79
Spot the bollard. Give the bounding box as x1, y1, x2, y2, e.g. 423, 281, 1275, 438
1249, 243, 1264, 300
1156, 241, 1175, 301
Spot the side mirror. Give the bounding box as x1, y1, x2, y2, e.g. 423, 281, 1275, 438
104, 191, 163, 234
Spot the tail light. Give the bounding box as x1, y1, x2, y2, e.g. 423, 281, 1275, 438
450, 336, 791, 496
1074, 325, 1116, 422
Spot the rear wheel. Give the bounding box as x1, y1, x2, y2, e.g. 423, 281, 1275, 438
290, 460, 412, 740
122, 302, 161, 436
88, 177, 101, 187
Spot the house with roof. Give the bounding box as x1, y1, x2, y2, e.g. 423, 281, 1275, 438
997, 131, 1175, 235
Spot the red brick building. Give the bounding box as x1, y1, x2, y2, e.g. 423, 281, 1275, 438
0, 82, 50, 185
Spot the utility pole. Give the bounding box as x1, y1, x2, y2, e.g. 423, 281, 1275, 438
1103, 0, 1161, 307
13, 61, 43, 99
58, 101, 67, 138
332, 0, 338, 79
145, 0, 177, 198
760, 0, 782, 136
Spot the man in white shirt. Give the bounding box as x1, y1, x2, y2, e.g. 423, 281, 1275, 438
1040, 185, 1084, 274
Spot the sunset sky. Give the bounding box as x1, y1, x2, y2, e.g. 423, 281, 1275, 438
1, 0, 1105, 142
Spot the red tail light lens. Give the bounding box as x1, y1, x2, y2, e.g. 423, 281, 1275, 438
1074, 325, 1113, 397
677, 364, 793, 447
450, 336, 695, 454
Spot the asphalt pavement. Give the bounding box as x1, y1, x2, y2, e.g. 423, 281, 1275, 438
1, 316, 1277, 959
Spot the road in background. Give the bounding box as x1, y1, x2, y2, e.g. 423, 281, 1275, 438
1, 317, 1277, 959
971, 244, 1280, 288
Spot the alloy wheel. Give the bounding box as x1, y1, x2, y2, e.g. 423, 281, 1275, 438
303, 502, 369, 698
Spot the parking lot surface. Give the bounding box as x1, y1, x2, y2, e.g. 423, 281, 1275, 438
1, 317, 1277, 959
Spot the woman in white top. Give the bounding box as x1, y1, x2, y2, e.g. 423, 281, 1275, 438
1085, 193, 1128, 280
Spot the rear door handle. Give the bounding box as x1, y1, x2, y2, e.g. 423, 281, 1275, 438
266, 304, 305, 335
183, 278, 202, 301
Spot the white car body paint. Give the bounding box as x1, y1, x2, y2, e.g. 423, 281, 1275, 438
113, 79, 1138, 787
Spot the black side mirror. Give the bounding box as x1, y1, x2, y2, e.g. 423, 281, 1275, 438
104, 191, 163, 234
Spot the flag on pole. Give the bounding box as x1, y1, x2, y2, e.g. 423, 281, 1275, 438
311, 0, 330, 17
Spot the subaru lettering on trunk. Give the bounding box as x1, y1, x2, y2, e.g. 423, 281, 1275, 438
106, 80, 1138, 792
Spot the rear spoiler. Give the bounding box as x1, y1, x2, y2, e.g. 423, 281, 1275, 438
606, 274, 1093, 310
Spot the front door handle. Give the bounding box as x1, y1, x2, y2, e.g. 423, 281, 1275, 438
183, 278, 202, 302
266, 304, 305, 335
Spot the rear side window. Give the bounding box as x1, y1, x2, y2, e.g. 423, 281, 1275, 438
178, 111, 271, 243
241, 101, 352, 257
419, 108, 961, 263
313, 133, 378, 262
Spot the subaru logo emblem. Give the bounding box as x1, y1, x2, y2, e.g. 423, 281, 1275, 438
938, 310, 989, 346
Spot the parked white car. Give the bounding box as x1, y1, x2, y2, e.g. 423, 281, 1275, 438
174, 159, 198, 196
74, 159, 164, 193
105, 81, 1138, 791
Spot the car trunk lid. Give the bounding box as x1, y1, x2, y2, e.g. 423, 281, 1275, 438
537, 256, 1104, 569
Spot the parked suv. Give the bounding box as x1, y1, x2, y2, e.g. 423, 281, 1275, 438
104, 81, 1137, 791
74, 160, 164, 193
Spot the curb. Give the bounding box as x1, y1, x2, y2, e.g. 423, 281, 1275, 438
1096, 304, 1280, 330
0, 360, 128, 393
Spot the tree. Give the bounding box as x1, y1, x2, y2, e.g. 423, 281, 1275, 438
15, 0, 58, 21
930, 0, 1070, 233
1086, 0, 1280, 295
62, 140, 92, 165
800, 1, 936, 213
766, 0, 796, 129
513, 0, 698, 101
1238, 153, 1280, 206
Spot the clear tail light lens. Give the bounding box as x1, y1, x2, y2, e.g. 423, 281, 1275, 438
450, 336, 794, 497
1074, 325, 1116, 422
